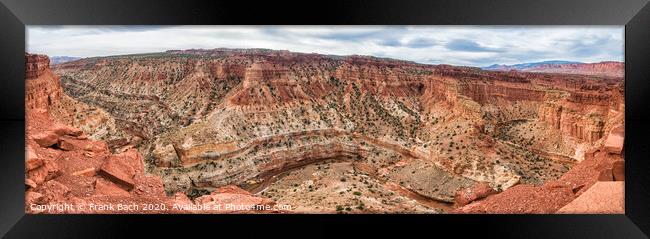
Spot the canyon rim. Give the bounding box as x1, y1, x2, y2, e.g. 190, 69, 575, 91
24, 26, 625, 214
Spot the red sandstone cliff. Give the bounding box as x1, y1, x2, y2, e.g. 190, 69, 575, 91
25, 54, 51, 79
25, 53, 62, 110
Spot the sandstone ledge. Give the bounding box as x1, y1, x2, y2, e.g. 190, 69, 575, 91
557, 181, 624, 214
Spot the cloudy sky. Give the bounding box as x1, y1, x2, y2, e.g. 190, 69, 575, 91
27, 26, 623, 67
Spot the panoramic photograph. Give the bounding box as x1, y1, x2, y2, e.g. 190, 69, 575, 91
24, 26, 624, 214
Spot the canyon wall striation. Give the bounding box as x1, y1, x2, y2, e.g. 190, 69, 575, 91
38, 49, 625, 213
26, 53, 62, 110
25, 54, 278, 214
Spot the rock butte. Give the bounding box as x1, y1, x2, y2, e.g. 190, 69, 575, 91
25, 49, 625, 213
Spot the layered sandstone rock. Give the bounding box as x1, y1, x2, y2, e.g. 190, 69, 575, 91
26, 103, 279, 214
25, 54, 278, 214
26, 53, 62, 110
43, 49, 624, 213
25, 53, 50, 79
605, 125, 624, 154
454, 182, 497, 207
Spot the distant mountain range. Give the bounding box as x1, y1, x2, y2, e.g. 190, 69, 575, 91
50, 56, 82, 65
483, 61, 583, 71
482, 60, 624, 78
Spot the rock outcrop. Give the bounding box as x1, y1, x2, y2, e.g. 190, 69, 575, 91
604, 125, 624, 154
454, 129, 625, 213
26, 53, 62, 110
454, 182, 497, 207
25, 53, 51, 79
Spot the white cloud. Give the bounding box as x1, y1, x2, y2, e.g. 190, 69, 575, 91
27, 25, 623, 67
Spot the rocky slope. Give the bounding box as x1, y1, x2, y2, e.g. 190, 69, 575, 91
26, 53, 279, 214
455, 125, 624, 213
36, 49, 625, 213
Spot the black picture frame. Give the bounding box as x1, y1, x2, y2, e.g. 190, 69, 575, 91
1, 0, 649, 238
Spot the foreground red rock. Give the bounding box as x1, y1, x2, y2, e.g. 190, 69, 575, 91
557, 182, 624, 214
193, 186, 277, 213
612, 160, 624, 181
51, 124, 84, 137
98, 154, 137, 190
94, 178, 131, 197
31, 131, 59, 147
454, 148, 624, 214
454, 182, 497, 207
25, 145, 44, 171
454, 183, 575, 214
25, 110, 280, 214
604, 125, 624, 154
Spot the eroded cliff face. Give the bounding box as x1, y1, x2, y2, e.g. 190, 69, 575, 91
25, 54, 278, 214
26, 54, 51, 79
49, 49, 624, 213
26, 54, 62, 110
